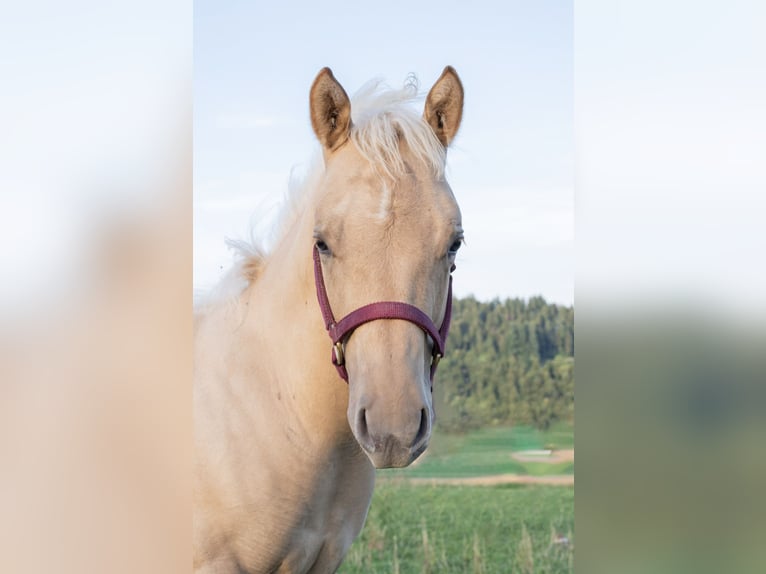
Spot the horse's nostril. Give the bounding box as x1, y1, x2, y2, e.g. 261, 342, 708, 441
355, 408, 374, 451
413, 408, 429, 450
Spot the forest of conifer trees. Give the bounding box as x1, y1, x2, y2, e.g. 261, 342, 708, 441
433, 296, 574, 432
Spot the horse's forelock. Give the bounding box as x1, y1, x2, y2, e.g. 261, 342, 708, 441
350, 76, 446, 181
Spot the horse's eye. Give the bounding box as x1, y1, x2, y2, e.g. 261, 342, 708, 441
315, 239, 329, 253
448, 239, 462, 255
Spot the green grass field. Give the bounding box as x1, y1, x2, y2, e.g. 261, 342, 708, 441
383, 423, 575, 479
339, 484, 574, 574
339, 424, 575, 573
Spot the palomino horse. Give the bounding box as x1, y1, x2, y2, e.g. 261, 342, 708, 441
194, 66, 464, 573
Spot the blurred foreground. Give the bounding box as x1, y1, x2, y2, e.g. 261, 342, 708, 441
0, 166, 192, 574
577, 310, 766, 573
0, 3, 191, 572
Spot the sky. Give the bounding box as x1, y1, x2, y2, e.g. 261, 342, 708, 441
194, 0, 574, 305
2, 1, 762, 316
575, 0, 766, 315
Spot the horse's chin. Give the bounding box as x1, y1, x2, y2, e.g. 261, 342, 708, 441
365, 452, 414, 469
359, 440, 429, 469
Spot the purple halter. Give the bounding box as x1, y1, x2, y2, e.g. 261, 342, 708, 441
312, 246, 454, 390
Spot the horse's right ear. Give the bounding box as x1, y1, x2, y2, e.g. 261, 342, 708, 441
310, 68, 352, 152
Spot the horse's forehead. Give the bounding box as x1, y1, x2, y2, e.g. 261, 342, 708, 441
322, 147, 454, 223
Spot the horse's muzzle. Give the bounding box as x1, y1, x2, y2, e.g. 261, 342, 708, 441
351, 404, 431, 468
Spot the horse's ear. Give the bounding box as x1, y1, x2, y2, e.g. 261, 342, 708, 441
310, 68, 352, 151
424, 66, 464, 147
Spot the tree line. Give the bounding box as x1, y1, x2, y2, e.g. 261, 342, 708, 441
433, 295, 574, 432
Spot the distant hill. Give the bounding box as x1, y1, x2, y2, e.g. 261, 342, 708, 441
434, 295, 574, 432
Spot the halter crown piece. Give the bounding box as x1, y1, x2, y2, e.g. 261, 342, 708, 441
312, 246, 454, 391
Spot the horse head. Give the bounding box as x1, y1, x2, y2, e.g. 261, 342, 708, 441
308, 67, 464, 468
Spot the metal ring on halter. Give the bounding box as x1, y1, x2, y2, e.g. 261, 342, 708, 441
333, 341, 345, 366
431, 353, 442, 368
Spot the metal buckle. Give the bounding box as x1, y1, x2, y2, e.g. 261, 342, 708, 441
333, 341, 345, 366
431, 353, 442, 368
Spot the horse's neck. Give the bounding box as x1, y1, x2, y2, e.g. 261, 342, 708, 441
242, 211, 355, 451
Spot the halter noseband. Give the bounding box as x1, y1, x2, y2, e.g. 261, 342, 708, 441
312, 246, 454, 389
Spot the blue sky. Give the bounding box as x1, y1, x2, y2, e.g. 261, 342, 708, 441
194, 0, 573, 304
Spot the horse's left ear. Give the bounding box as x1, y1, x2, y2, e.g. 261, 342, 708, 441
424, 66, 464, 147
310, 67, 352, 152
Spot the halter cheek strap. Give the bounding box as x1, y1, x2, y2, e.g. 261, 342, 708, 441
312, 246, 454, 389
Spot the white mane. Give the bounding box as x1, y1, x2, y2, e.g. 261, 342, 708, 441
350, 75, 445, 180
196, 75, 445, 309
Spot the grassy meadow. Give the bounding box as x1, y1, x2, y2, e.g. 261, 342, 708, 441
340, 484, 573, 574
339, 425, 574, 573
386, 423, 574, 479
